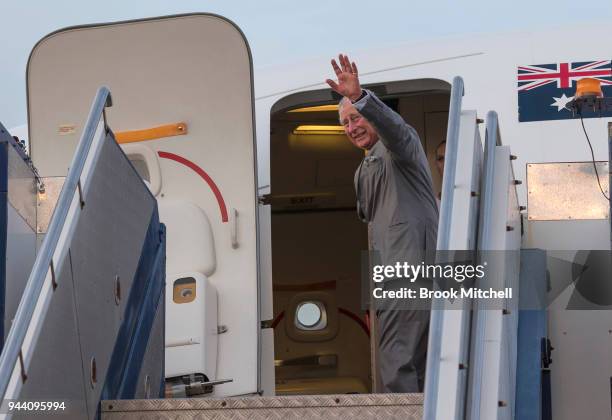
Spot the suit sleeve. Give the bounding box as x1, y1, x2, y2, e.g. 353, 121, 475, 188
353, 89, 425, 163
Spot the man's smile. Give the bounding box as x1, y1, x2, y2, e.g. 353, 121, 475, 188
352, 130, 367, 140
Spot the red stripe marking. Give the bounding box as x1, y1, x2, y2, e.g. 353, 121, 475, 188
573, 60, 608, 71
270, 312, 285, 329
158, 151, 229, 223
518, 66, 547, 73
558, 63, 570, 88
339, 307, 370, 337
518, 69, 612, 82
519, 79, 556, 91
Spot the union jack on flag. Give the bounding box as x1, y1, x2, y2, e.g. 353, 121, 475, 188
517, 60, 612, 122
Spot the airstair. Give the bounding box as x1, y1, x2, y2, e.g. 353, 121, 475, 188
0, 88, 166, 419
424, 77, 540, 420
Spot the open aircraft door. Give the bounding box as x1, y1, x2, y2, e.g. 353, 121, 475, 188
26, 14, 266, 397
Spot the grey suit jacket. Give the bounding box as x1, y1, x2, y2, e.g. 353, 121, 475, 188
353, 90, 439, 267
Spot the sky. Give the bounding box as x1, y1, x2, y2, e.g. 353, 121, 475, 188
1, 0, 612, 127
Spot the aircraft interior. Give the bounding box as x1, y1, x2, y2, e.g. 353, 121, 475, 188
269, 80, 450, 394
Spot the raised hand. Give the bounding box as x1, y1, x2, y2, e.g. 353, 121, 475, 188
325, 54, 362, 102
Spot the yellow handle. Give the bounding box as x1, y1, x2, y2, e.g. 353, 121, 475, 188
115, 122, 188, 144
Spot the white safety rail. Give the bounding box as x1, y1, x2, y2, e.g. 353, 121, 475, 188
423, 77, 484, 420
424, 82, 521, 420
467, 112, 521, 420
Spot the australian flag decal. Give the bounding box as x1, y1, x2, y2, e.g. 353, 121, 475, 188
518, 60, 612, 122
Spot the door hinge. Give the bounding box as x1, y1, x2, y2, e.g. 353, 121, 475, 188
261, 319, 274, 329
258, 194, 271, 205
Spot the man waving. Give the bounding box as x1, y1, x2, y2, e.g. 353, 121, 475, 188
326, 54, 439, 392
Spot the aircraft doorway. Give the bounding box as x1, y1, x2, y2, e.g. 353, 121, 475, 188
269, 80, 450, 395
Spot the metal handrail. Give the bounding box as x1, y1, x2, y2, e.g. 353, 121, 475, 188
0, 87, 112, 399
437, 76, 465, 250
478, 111, 500, 249
466, 110, 500, 420
423, 76, 464, 420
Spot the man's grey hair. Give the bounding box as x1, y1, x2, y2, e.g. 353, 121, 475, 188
338, 97, 351, 122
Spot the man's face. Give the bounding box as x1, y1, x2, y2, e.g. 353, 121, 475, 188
435, 142, 446, 177
339, 101, 379, 150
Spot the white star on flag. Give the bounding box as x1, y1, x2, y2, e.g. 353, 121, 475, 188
550, 94, 574, 112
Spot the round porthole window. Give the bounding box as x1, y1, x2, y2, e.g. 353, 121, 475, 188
295, 301, 326, 330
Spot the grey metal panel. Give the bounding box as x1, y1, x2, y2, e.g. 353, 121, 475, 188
515, 249, 547, 420
0, 88, 113, 402
425, 112, 484, 420
547, 286, 612, 420
423, 76, 464, 420
6, 146, 36, 231
70, 134, 155, 413
5, 205, 36, 341
527, 162, 609, 221
524, 219, 609, 250
468, 112, 521, 420
517, 127, 612, 420
133, 294, 165, 399
436, 76, 464, 250
0, 88, 164, 420
4, 144, 38, 342
498, 149, 521, 420
36, 177, 65, 234
526, 221, 611, 420
258, 201, 274, 395
14, 249, 89, 419
425, 76, 487, 420
102, 394, 423, 420
523, 218, 610, 420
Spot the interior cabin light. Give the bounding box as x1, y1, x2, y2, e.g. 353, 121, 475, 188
575, 78, 603, 99
288, 104, 339, 113
292, 125, 345, 135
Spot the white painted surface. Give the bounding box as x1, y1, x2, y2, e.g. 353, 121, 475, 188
165, 272, 218, 381
158, 201, 216, 277
525, 219, 611, 420
26, 15, 261, 396
121, 143, 163, 197
469, 146, 521, 420
429, 110, 483, 420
